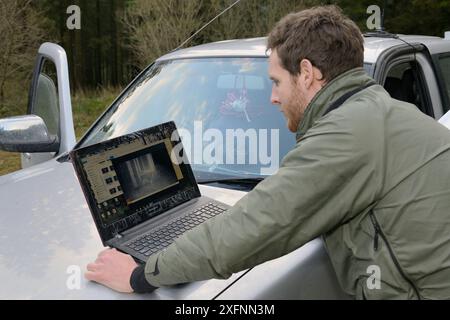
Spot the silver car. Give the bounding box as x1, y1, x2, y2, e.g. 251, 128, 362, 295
1, 34, 450, 299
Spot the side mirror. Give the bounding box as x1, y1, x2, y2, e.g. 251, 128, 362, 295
0, 115, 59, 153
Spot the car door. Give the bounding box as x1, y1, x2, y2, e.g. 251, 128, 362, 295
23, 43, 76, 168
433, 50, 450, 129
439, 111, 450, 129
374, 42, 445, 119
431, 51, 450, 115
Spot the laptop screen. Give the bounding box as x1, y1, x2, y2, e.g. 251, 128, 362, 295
70, 121, 200, 244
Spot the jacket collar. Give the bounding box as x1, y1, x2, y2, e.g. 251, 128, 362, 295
295, 67, 376, 142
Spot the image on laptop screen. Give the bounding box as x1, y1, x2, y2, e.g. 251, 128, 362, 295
113, 140, 183, 205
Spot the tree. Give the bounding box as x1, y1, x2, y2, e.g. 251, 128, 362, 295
335, 0, 450, 36
122, 0, 315, 69
0, 0, 47, 115
204, 0, 310, 43
122, 0, 205, 68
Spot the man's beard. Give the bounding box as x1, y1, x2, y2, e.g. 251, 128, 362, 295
285, 89, 305, 133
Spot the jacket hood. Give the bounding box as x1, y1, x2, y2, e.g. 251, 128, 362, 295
296, 67, 376, 142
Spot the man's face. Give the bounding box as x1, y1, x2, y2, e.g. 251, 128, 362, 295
268, 50, 311, 133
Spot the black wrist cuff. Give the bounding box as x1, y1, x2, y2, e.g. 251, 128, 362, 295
130, 264, 158, 294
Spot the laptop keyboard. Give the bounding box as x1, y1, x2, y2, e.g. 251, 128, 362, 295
126, 202, 227, 257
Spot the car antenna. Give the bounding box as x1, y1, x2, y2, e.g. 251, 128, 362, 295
379, 0, 419, 63
172, 0, 243, 52
381, 0, 386, 31
364, 1, 395, 38
363, 1, 419, 79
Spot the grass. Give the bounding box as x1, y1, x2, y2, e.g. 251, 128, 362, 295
72, 87, 121, 140
0, 152, 21, 176
0, 87, 121, 177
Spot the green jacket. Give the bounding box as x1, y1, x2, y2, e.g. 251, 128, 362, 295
144, 68, 450, 299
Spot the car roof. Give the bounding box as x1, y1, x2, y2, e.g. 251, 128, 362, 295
157, 34, 450, 64
364, 34, 449, 62
157, 37, 269, 61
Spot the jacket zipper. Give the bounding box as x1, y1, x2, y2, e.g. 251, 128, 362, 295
369, 212, 421, 299
370, 213, 380, 251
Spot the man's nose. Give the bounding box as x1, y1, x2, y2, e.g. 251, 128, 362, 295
271, 89, 280, 105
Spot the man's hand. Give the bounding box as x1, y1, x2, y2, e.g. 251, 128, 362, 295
85, 248, 138, 293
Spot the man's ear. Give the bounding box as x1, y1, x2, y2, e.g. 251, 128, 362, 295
299, 59, 314, 89
299, 59, 324, 89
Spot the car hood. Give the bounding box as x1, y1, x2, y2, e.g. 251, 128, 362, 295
0, 159, 248, 299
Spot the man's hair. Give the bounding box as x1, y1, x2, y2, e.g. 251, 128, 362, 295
267, 5, 364, 82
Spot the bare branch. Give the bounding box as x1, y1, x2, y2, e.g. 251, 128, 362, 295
0, 0, 46, 112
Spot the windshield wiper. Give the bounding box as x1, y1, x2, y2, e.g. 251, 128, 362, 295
198, 177, 264, 185
56, 152, 71, 163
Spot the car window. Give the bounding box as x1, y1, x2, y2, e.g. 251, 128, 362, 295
437, 54, 450, 111
383, 61, 432, 116
79, 58, 295, 179
363, 63, 373, 77
31, 59, 60, 137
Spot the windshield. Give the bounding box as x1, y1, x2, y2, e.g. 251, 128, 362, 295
80, 57, 295, 181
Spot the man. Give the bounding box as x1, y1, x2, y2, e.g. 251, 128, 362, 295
85, 6, 450, 299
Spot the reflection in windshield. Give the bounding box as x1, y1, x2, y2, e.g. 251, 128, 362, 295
80, 58, 295, 179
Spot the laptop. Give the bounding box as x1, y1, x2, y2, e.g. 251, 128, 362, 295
70, 121, 230, 263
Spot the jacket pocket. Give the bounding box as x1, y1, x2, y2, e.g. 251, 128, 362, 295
368, 211, 421, 299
